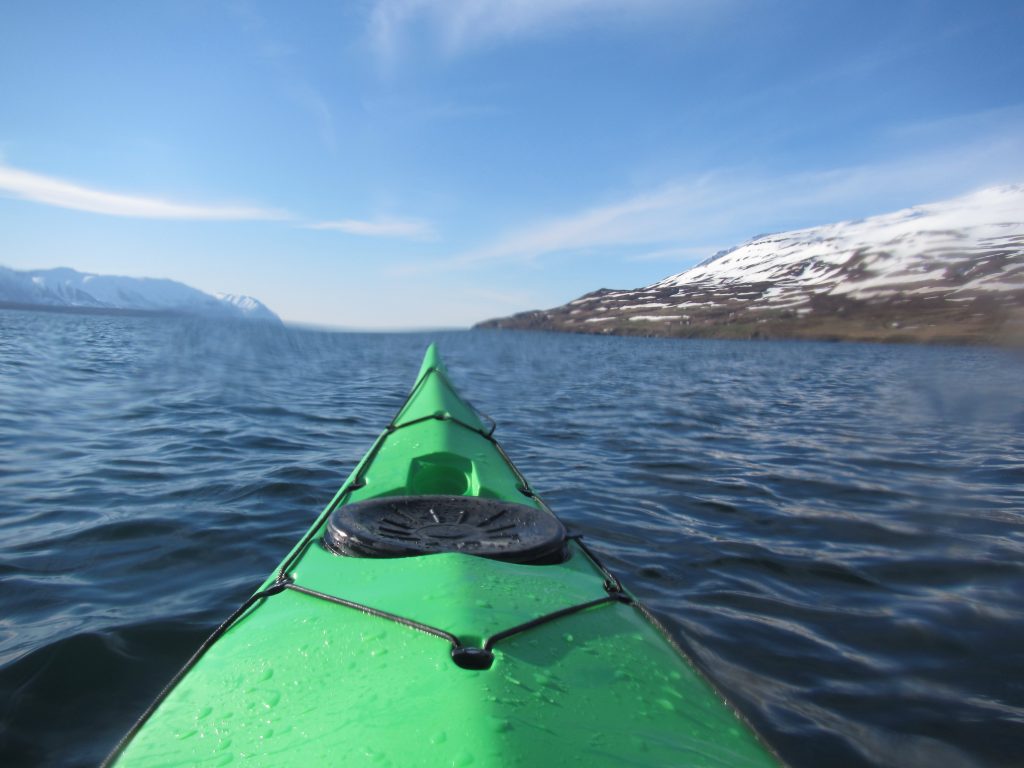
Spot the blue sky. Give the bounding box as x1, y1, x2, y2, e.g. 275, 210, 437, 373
2, 0, 1023, 328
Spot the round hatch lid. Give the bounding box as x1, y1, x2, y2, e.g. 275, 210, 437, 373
324, 495, 567, 565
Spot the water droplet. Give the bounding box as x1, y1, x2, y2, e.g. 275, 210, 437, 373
655, 698, 675, 712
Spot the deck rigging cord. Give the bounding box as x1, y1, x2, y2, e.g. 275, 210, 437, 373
102, 365, 647, 765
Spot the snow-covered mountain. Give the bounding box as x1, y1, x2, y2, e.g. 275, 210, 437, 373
478, 185, 1024, 345
215, 293, 281, 323
0, 266, 281, 324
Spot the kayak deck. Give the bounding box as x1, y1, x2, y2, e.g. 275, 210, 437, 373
109, 345, 781, 767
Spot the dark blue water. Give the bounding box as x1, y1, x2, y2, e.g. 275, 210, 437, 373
1, 309, 1022, 767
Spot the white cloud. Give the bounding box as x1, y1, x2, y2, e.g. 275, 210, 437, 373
369, 0, 679, 63
411, 127, 1024, 274
310, 216, 434, 238
230, 3, 339, 155
628, 245, 726, 262
0, 163, 287, 220
290, 82, 338, 155
0, 161, 438, 237
439, 182, 707, 267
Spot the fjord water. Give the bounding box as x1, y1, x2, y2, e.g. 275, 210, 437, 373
1, 310, 1022, 768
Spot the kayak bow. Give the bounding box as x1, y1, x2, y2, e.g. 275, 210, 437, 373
107, 344, 781, 767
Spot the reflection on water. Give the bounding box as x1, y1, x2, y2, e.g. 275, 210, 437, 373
1, 309, 1022, 767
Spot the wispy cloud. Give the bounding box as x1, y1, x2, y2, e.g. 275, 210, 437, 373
405, 125, 1024, 274
310, 216, 434, 238
230, 2, 338, 155
369, 0, 680, 63
0, 160, 440, 237
0, 163, 287, 220
627, 245, 725, 263
288, 81, 338, 156
433, 183, 708, 268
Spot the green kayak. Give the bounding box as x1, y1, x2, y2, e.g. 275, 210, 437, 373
106, 345, 781, 767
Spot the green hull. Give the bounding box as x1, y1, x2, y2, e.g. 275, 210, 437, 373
108, 345, 780, 767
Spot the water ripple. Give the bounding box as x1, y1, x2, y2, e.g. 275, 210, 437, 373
1, 312, 1023, 767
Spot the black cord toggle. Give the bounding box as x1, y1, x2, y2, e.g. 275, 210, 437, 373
451, 646, 495, 670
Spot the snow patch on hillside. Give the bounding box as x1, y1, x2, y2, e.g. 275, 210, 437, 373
653, 185, 1024, 305
0, 266, 282, 323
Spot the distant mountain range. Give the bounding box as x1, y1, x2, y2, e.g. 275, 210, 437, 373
478, 185, 1024, 345
0, 266, 281, 324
